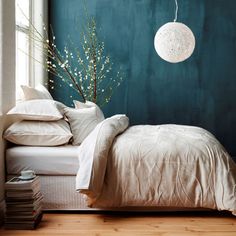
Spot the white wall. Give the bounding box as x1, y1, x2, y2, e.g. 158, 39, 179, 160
0, 117, 5, 225
0, 0, 16, 225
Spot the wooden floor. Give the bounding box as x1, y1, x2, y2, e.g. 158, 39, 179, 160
0, 211, 236, 236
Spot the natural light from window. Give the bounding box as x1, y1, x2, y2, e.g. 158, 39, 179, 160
15, 0, 30, 100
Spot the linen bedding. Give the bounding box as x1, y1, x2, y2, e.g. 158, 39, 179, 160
76, 115, 236, 215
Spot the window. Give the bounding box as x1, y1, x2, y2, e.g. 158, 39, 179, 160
15, 0, 30, 100
15, 0, 47, 101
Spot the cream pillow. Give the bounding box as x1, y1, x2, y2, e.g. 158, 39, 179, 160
4, 120, 72, 146
21, 84, 53, 100
7, 100, 64, 121
64, 107, 104, 145
73, 100, 105, 120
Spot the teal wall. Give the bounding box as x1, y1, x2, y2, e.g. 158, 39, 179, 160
49, 0, 236, 156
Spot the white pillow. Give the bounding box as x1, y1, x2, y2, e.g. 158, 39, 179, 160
21, 84, 53, 100
7, 99, 64, 121
4, 120, 73, 146
73, 100, 105, 120
64, 107, 104, 145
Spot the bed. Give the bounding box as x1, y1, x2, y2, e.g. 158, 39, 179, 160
4, 89, 235, 214
5, 115, 236, 215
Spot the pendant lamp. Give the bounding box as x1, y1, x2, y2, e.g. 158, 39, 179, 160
154, 0, 195, 63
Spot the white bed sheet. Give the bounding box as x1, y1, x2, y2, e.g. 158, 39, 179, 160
6, 145, 79, 175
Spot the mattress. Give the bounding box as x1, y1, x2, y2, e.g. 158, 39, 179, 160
6, 145, 79, 175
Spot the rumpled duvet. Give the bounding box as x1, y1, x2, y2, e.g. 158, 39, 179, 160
76, 115, 236, 215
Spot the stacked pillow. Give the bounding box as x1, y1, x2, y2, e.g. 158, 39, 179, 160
4, 85, 105, 146
4, 120, 72, 146
4, 98, 72, 146
4, 85, 72, 146
7, 99, 64, 121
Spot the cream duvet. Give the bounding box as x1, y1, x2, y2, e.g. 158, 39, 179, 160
76, 115, 236, 215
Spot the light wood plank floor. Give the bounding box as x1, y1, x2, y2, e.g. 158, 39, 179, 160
0, 211, 236, 236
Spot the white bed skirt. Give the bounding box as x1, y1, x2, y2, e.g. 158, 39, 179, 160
7, 175, 214, 212
39, 176, 90, 210
7, 175, 90, 210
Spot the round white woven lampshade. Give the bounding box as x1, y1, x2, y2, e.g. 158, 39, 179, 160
154, 22, 195, 63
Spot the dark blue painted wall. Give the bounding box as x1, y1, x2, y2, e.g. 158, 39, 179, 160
49, 0, 236, 156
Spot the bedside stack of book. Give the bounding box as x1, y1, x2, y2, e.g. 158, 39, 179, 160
4, 176, 43, 229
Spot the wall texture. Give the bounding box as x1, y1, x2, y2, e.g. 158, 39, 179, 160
49, 0, 236, 156
0, 0, 15, 224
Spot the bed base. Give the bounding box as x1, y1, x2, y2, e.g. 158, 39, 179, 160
7, 175, 213, 212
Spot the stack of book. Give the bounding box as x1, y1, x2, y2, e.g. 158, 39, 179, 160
4, 176, 43, 229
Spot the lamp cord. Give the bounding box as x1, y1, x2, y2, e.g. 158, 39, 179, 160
174, 0, 178, 22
